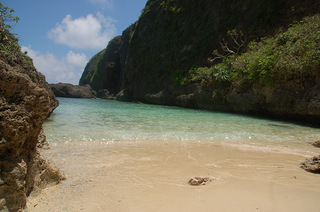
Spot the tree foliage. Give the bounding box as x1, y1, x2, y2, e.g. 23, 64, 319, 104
190, 15, 320, 90
0, 3, 21, 61
0, 3, 19, 32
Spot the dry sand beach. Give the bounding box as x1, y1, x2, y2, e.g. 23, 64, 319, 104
27, 139, 320, 212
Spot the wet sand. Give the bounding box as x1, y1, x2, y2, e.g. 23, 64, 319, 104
27, 140, 320, 212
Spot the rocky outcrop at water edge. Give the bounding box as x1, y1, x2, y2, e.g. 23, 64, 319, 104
80, 0, 320, 125
0, 60, 65, 211
49, 83, 96, 99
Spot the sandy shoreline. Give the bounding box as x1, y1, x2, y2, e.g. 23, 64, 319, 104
27, 140, 320, 212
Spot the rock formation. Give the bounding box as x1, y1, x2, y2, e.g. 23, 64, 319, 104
188, 176, 214, 186
312, 141, 320, 148
79, 36, 122, 94
80, 0, 320, 125
301, 155, 320, 174
49, 83, 96, 99
6, 58, 60, 118
301, 140, 320, 174
0, 60, 65, 211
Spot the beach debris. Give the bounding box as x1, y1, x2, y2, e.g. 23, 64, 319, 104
188, 176, 214, 186
300, 155, 320, 173
312, 141, 320, 148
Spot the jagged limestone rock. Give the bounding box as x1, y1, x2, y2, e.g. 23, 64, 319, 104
0, 60, 65, 211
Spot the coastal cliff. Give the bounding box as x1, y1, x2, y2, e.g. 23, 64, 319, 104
0, 20, 65, 210
13, 61, 59, 118
0, 59, 66, 211
80, 0, 320, 124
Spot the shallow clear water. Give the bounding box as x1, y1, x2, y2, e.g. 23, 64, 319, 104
30, 98, 320, 212
45, 98, 319, 149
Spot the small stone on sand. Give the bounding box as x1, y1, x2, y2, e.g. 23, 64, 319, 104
188, 176, 214, 186
312, 141, 320, 148
300, 155, 320, 173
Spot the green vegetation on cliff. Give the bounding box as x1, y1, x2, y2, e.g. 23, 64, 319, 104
79, 49, 106, 85
0, 3, 59, 116
0, 3, 33, 67
191, 15, 320, 90
81, 0, 320, 123
82, 0, 319, 96
79, 36, 121, 93
127, 0, 318, 88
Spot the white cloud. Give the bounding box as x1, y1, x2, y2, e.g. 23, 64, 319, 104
22, 46, 88, 85
66, 51, 88, 67
48, 13, 117, 50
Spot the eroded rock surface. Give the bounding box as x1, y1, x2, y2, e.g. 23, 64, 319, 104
0, 60, 65, 211
312, 141, 320, 148
8, 60, 59, 118
188, 176, 214, 186
80, 0, 320, 125
301, 155, 320, 174
49, 83, 96, 98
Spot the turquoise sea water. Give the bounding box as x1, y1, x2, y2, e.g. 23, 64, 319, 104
44, 98, 319, 153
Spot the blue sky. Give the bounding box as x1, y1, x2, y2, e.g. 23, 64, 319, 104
6, 0, 147, 84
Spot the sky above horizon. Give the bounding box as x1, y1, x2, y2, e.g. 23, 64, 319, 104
6, 0, 147, 85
